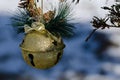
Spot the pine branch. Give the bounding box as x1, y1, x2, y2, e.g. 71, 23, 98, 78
11, 0, 75, 38
86, 3, 120, 41
45, 1, 75, 37
11, 8, 35, 33
86, 4, 120, 41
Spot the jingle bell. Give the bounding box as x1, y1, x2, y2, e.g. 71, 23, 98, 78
20, 22, 65, 69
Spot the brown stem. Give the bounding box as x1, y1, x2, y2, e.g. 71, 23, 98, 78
85, 29, 97, 42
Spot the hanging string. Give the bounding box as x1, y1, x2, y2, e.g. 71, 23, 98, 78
36, 0, 44, 23
36, 0, 43, 14
38, 0, 44, 23
41, 0, 44, 16
41, 0, 44, 23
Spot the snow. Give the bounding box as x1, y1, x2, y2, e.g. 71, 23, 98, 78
0, 0, 120, 80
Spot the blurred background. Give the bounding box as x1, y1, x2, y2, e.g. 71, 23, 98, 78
1, 0, 120, 80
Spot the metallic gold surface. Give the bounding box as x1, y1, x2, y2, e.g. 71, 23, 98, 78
20, 22, 65, 69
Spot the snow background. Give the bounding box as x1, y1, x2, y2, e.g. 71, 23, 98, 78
0, 0, 120, 80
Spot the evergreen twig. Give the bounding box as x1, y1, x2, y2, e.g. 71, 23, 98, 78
11, 0, 75, 38
86, 3, 120, 41
45, 1, 75, 37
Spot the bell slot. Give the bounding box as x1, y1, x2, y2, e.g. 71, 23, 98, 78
28, 54, 35, 66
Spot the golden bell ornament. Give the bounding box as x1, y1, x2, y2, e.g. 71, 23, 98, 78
20, 22, 65, 69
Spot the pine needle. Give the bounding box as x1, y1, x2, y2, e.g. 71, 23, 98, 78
45, 1, 75, 37
11, 1, 75, 37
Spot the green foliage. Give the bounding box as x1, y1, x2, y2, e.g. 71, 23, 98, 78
45, 2, 75, 37
91, 16, 109, 29
11, 1, 75, 38
91, 3, 120, 29
11, 9, 35, 33
86, 3, 120, 41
